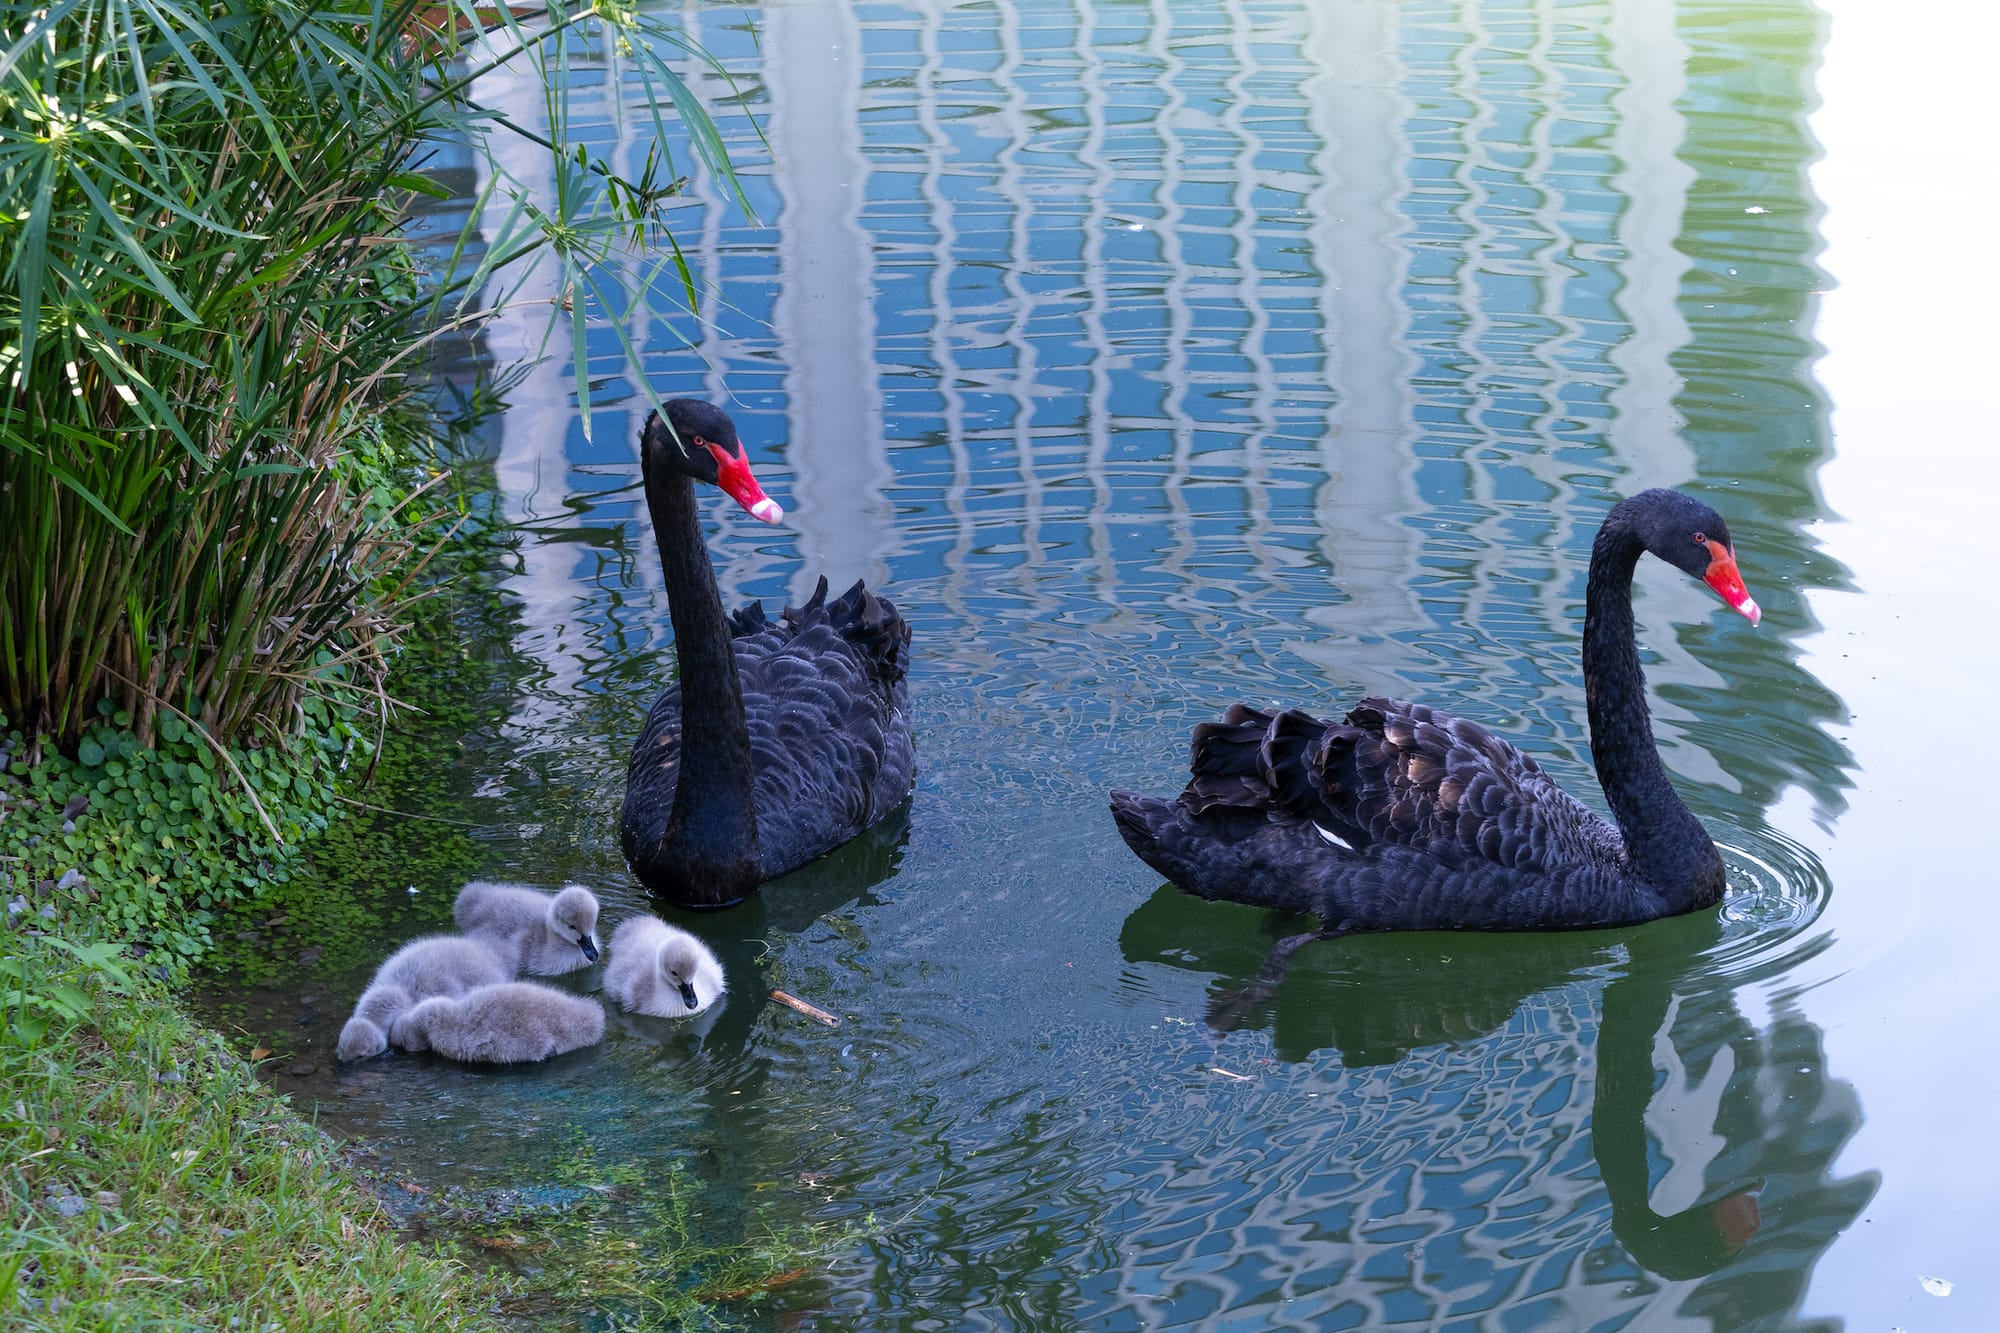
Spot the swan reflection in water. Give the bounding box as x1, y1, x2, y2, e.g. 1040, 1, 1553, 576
1121, 886, 1875, 1317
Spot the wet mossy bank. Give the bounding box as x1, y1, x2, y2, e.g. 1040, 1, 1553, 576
1, 516, 852, 1330
0, 508, 515, 1329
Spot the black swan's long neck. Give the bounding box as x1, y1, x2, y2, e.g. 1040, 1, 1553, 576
647, 469, 761, 873
1583, 518, 1722, 908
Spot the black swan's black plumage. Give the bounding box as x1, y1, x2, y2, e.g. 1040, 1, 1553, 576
1110, 488, 1761, 940
619, 400, 915, 909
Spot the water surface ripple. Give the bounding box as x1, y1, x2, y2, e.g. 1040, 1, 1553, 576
202, 2, 1880, 1328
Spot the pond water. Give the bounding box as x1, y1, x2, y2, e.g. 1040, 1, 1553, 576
199, 0, 2000, 1328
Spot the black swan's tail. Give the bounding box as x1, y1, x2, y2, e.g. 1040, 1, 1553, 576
1109, 788, 1328, 917
1109, 788, 1173, 866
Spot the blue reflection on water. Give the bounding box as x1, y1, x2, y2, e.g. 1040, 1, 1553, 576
216, 0, 1882, 1328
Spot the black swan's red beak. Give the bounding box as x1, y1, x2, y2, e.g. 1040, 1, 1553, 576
1702, 542, 1760, 625
703, 441, 784, 524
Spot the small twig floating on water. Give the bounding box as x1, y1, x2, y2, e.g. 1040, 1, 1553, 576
770, 989, 840, 1027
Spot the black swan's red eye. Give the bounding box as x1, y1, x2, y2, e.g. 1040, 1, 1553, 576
1692, 531, 1706, 545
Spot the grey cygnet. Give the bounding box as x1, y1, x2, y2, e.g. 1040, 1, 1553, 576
603, 914, 725, 1017
452, 880, 601, 975
335, 934, 512, 1061
387, 981, 606, 1063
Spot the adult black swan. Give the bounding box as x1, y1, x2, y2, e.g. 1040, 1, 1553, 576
621, 399, 915, 909
1110, 487, 1760, 978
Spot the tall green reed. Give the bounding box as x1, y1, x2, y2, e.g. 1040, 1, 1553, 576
0, 0, 745, 756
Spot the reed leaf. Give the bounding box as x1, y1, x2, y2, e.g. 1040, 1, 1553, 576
1, 0, 752, 755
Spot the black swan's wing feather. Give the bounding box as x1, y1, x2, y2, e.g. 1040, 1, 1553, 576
1182, 697, 1618, 872
739, 611, 913, 874
1112, 694, 1641, 932
1110, 788, 1675, 932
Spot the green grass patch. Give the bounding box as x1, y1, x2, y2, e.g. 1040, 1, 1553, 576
1, 914, 871, 1330
0, 920, 502, 1330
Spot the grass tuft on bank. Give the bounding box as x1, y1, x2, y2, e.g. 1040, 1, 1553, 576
0, 920, 501, 1330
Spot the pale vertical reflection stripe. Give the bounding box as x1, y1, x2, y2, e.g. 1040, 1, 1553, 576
478, 48, 599, 723
1501, 0, 1589, 657
580, 26, 660, 694
1148, 0, 1205, 628
1293, 0, 1426, 685
614, 0, 703, 622
1516, 0, 1592, 508
992, 0, 1056, 621
675, 0, 732, 406
1080, 0, 1128, 552
1517, 0, 1591, 656
767, 0, 895, 601
1439, 0, 1562, 719
1520, 0, 1589, 465
1075, 1, 1121, 606
916, 0, 978, 629
1223, 0, 1283, 606
650, 0, 766, 618
620, 6, 695, 621
1599, 0, 1727, 787
1604, 0, 1698, 487
1508, 4, 1598, 752
1445, 0, 1503, 529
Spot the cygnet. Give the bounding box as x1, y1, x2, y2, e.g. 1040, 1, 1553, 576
334, 982, 412, 1061
334, 934, 512, 1061
453, 880, 601, 975
603, 914, 726, 1018
387, 981, 606, 1063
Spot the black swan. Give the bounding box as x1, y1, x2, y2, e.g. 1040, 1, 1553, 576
620, 399, 915, 909
1109, 487, 1760, 975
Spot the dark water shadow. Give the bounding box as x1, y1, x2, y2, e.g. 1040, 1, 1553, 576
700, 799, 913, 937
604, 801, 914, 1065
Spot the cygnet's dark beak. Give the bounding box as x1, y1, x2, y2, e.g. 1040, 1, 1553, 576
679, 981, 699, 1011
580, 936, 600, 962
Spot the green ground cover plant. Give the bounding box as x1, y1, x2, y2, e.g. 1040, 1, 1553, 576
0, 702, 345, 968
